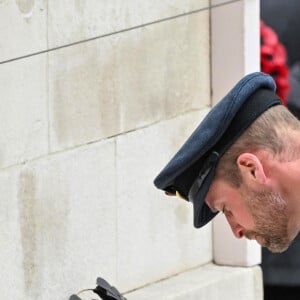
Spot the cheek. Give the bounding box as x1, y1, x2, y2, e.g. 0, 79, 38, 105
232, 202, 256, 229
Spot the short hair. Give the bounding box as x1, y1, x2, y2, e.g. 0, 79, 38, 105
215, 105, 300, 187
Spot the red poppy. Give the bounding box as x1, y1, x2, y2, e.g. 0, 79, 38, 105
260, 21, 290, 105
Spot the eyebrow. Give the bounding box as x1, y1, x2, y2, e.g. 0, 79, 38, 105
210, 207, 219, 213
206, 202, 218, 213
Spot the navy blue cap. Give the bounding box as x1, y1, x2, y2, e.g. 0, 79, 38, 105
153, 72, 282, 228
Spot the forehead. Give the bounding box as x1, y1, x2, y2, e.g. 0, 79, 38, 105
205, 178, 241, 210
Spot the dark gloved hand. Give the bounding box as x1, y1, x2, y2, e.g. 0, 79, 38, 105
69, 295, 82, 300
69, 277, 127, 300
93, 277, 127, 300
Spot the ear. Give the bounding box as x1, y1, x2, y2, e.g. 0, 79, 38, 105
237, 153, 267, 186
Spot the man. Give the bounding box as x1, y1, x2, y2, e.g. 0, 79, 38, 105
154, 72, 300, 253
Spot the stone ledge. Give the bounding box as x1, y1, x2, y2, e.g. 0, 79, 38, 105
125, 263, 263, 300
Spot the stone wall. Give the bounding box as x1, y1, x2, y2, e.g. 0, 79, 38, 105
0, 1, 213, 299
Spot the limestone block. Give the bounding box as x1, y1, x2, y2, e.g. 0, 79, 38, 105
211, 0, 260, 105
7, 140, 117, 300
211, 0, 245, 105
48, 38, 121, 152
0, 0, 47, 62
211, 0, 237, 5
116, 109, 212, 291
0, 54, 48, 168
0, 166, 25, 300
126, 263, 263, 300
49, 11, 210, 152
48, 0, 209, 48
118, 12, 210, 132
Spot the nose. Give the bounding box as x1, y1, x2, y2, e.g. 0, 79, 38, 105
226, 217, 245, 239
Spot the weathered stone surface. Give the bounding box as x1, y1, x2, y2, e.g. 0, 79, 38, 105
1, 109, 213, 299
126, 264, 263, 300
0, 0, 47, 62
0, 54, 48, 168
0, 166, 25, 300
0, 140, 117, 299
49, 10, 210, 152
116, 109, 212, 291
48, 0, 209, 48
31, 141, 117, 299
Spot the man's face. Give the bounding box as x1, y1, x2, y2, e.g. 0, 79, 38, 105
206, 179, 293, 253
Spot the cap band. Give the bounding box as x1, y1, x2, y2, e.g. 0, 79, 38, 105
188, 151, 219, 203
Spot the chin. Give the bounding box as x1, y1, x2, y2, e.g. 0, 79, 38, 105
266, 239, 292, 253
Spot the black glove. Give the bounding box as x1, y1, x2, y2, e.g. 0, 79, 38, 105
69, 277, 127, 300
93, 277, 127, 300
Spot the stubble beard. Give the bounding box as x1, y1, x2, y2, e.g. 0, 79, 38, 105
242, 188, 291, 253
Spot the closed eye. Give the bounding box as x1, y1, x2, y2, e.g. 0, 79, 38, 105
223, 207, 233, 217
